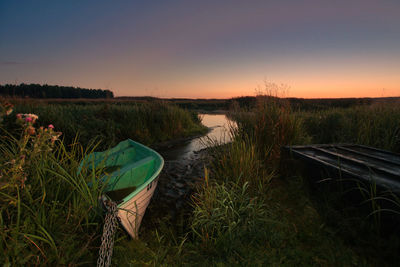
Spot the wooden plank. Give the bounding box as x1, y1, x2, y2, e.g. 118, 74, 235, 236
286, 144, 400, 193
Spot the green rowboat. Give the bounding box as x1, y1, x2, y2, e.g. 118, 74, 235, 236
79, 139, 164, 238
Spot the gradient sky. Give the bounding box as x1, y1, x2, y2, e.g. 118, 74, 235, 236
1, 0, 399, 98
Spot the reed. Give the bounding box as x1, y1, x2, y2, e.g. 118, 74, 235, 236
230, 94, 309, 166
190, 170, 271, 256
0, 136, 104, 264
6, 100, 207, 150
300, 103, 400, 152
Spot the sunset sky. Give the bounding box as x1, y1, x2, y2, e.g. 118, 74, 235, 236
1, 0, 399, 98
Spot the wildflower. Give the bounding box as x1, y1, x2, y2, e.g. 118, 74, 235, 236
25, 113, 38, 119
29, 114, 38, 121
20, 113, 39, 123
16, 113, 22, 120
27, 126, 35, 135
48, 124, 54, 129
30, 114, 39, 121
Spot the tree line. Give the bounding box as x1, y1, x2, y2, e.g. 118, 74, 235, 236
0, 83, 114, 98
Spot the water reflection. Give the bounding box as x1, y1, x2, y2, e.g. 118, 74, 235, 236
159, 114, 236, 160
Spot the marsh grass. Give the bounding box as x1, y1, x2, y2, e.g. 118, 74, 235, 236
300, 103, 400, 152
190, 172, 270, 256
0, 105, 120, 265
230, 93, 310, 166
7, 100, 207, 150
206, 135, 272, 193
0, 136, 106, 265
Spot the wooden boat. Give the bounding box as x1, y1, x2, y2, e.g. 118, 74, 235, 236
79, 139, 164, 238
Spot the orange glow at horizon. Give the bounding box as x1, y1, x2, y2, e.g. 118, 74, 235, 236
110, 82, 399, 99
110, 74, 400, 99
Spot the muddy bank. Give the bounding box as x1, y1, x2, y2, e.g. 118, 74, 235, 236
142, 148, 211, 228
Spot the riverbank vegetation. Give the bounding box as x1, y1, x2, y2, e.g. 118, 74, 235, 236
3, 100, 207, 150
1, 93, 400, 265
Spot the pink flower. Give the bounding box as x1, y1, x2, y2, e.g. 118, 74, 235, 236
25, 117, 32, 122
48, 124, 54, 129
16, 114, 22, 120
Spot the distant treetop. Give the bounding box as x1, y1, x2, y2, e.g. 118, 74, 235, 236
0, 83, 114, 99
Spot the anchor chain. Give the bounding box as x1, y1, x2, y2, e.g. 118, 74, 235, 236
97, 198, 119, 267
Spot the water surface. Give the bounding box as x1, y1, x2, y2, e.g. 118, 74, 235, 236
159, 114, 235, 160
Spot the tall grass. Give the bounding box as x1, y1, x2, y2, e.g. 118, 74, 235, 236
0, 136, 107, 264
7, 100, 207, 149
191, 175, 272, 258
300, 103, 400, 152
230, 94, 309, 165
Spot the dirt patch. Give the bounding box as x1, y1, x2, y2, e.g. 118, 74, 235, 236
141, 148, 210, 229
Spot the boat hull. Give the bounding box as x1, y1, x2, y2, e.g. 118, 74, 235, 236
118, 177, 159, 238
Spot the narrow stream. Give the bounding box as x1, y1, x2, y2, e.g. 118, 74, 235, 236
159, 114, 236, 161
145, 114, 236, 225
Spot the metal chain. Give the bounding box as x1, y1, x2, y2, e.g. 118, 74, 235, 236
97, 198, 119, 267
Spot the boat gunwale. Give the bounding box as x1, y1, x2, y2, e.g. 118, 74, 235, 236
114, 139, 164, 207
79, 139, 164, 206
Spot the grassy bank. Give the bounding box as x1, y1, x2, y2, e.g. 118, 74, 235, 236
5, 100, 207, 150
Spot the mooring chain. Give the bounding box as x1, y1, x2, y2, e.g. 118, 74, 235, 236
97, 199, 119, 267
